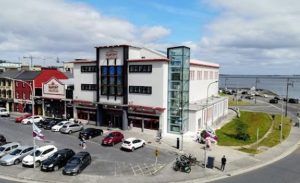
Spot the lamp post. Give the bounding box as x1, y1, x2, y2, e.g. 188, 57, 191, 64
204, 80, 218, 169
6, 77, 35, 167
254, 78, 260, 104
285, 79, 294, 117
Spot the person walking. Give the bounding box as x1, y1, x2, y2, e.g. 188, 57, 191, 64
82, 136, 86, 149
221, 155, 227, 171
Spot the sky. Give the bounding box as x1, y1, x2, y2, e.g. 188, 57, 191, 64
0, 0, 300, 75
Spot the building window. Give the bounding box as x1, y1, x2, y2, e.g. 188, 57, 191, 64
190, 70, 195, 80
199, 71, 202, 80
101, 66, 123, 96
129, 86, 152, 94
215, 71, 219, 79
204, 71, 208, 80
81, 66, 97, 72
210, 71, 213, 79
81, 84, 97, 91
129, 65, 152, 73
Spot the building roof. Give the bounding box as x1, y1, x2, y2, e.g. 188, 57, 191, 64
34, 68, 68, 88
15, 71, 41, 80
68, 59, 96, 64
0, 70, 23, 79
94, 44, 140, 49
190, 59, 219, 69
127, 58, 169, 63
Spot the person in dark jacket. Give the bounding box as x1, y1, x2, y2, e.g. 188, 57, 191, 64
221, 155, 226, 171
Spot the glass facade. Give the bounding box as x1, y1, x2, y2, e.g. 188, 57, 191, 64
167, 46, 190, 133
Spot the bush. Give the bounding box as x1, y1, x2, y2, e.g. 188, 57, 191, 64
235, 120, 250, 141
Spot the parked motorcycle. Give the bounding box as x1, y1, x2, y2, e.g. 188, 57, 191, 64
173, 157, 191, 173
180, 154, 197, 166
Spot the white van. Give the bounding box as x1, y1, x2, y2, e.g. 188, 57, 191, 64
0, 107, 10, 117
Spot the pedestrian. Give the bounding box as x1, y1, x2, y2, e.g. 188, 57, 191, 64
81, 136, 86, 149
221, 155, 226, 171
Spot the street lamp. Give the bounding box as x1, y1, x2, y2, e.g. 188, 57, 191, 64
204, 80, 218, 169
285, 79, 294, 117
254, 78, 260, 104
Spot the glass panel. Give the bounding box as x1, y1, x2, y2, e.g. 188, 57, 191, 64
101, 86, 107, 95
102, 67, 107, 75
116, 66, 122, 75
109, 66, 115, 75
109, 76, 115, 85
116, 76, 122, 85
117, 86, 122, 95
110, 86, 115, 95
101, 76, 107, 85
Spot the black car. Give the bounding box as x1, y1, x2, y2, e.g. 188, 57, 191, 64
274, 96, 281, 100
41, 148, 75, 172
288, 98, 299, 104
36, 118, 54, 128
62, 152, 91, 175
43, 119, 63, 130
79, 128, 103, 139
0, 134, 6, 146
269, 99, 278, 104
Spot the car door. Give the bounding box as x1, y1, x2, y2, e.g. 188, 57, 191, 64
133, 139, 141, 148
41, 148, 54, 160
21, 147, 34, 159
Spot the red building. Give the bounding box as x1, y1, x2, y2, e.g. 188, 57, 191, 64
13, 68, 68, 114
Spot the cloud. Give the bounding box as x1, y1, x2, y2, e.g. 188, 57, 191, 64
196, 0, 300, 74
0, 0, 170, 64
140, 26, 171, 42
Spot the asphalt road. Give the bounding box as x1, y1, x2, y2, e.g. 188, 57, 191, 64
0, 178, 21, 183
0, 117, 174, 179
210, 146, 300, 183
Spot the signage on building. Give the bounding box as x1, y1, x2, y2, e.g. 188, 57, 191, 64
106, 49, 118, 59
42, 78, 65, 98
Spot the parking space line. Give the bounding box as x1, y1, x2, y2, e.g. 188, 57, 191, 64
130, 163, 136, 176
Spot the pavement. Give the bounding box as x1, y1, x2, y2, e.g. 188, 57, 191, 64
2, 107, 300, 183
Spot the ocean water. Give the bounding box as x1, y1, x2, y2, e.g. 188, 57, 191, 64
219, 75, 300, 99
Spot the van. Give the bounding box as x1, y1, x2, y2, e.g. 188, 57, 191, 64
0, 107, 10, 117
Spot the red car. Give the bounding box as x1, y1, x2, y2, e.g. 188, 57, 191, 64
102, 131, 124, 146
15, 113, 32, 123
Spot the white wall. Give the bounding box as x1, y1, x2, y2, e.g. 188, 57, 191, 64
73, 63, 97, 102
189, 66, 219, 102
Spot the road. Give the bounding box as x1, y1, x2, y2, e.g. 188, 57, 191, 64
0, 178, 21, 183
210, 146, 300, 183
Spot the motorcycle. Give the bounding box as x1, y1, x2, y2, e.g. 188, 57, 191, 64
180, 154, 197, 166
173, 157, 191, 173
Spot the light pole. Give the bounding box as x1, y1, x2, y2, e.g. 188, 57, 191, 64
285, 78, 294, 117
254, 78, 260, 104
204, 80, 218, 169
224, 78, 228, 89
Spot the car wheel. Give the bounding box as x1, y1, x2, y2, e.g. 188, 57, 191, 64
142, 143, 145, 147
54, 165, 59, 171
14, 159, 21, 165
68, 130, 72, 134
35, 161, 41, 167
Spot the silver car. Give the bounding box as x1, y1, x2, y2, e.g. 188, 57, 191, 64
0, 146, 34, 165
60, 123, 83, 134
0, 142, 20, 158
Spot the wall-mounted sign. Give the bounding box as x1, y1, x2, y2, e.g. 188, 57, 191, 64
43, 78, 65, 98
106, 49, 118, 59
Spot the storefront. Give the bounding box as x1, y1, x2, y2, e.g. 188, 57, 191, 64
74, 100, 97, 125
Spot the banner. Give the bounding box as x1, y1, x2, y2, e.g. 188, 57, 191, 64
32, 122, 45, 141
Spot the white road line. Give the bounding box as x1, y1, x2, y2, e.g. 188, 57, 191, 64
114, 160, 117, 176
130, 163, 136, 176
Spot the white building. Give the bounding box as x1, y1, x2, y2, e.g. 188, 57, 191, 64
70, 45, 228, 136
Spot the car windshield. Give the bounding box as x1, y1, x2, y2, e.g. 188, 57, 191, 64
68, 157, 80, 164
123, 141, 131, 144
57, 122, 64, 126
9, 149, 22, 155
106, 133, 114, 138
0, 147, 5, 152
49, 153, 62, 161
31, 150, 42, 156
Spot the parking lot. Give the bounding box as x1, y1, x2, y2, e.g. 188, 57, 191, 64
0, 116, 174, 178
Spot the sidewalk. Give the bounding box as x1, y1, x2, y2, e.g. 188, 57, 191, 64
2, 110, 300, 183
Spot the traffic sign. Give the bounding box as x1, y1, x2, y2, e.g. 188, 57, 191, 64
155, 149, 159, 157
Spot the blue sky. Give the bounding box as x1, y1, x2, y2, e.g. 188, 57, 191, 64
0, 0, 300, 75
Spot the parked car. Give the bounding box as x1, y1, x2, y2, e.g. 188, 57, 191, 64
51, 121, 72, 132
245, 95, 254, 100
0, 134, 6, 146
15, 113, 32, 123
60, 123, 83, 134
0, 142, 20, 158
269, 99, 278, 104
289, 98, 299, 104
274, 96, 282, 100
21, 116, 44, 125
0, 146, 34, 165
102, 131, 124, 146
0, 107, 10, 117
41, 148, 75, 172
22, 145, 57, 167
121, 137, 146, 151
36, 117, 54, 128
62, 152, 91, 175
43, 119, 63, 130
79, 128, 103, 139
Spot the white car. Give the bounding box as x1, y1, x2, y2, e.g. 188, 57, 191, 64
0, 107, 10, 117
21, 115, 44, 125
51, 121, 72, 132
0, 142, 20, 158
121, 137, 146, 151
22, 145, 57, 167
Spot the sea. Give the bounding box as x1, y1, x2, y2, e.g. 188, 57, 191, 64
219, 75, 300, 99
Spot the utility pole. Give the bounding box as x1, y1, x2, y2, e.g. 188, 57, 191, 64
285, 78, 294, 117
23, 55, 40, 70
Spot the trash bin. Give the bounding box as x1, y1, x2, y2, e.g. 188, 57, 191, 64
176, 138, 180, 149
206, 156, 215, 169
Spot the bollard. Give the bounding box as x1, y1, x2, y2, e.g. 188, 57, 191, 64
176, 138, 180, 149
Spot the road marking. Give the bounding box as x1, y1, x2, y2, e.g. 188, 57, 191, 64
130, 163, 136, 176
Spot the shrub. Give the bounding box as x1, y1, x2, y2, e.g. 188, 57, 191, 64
235, 120, 250, 141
